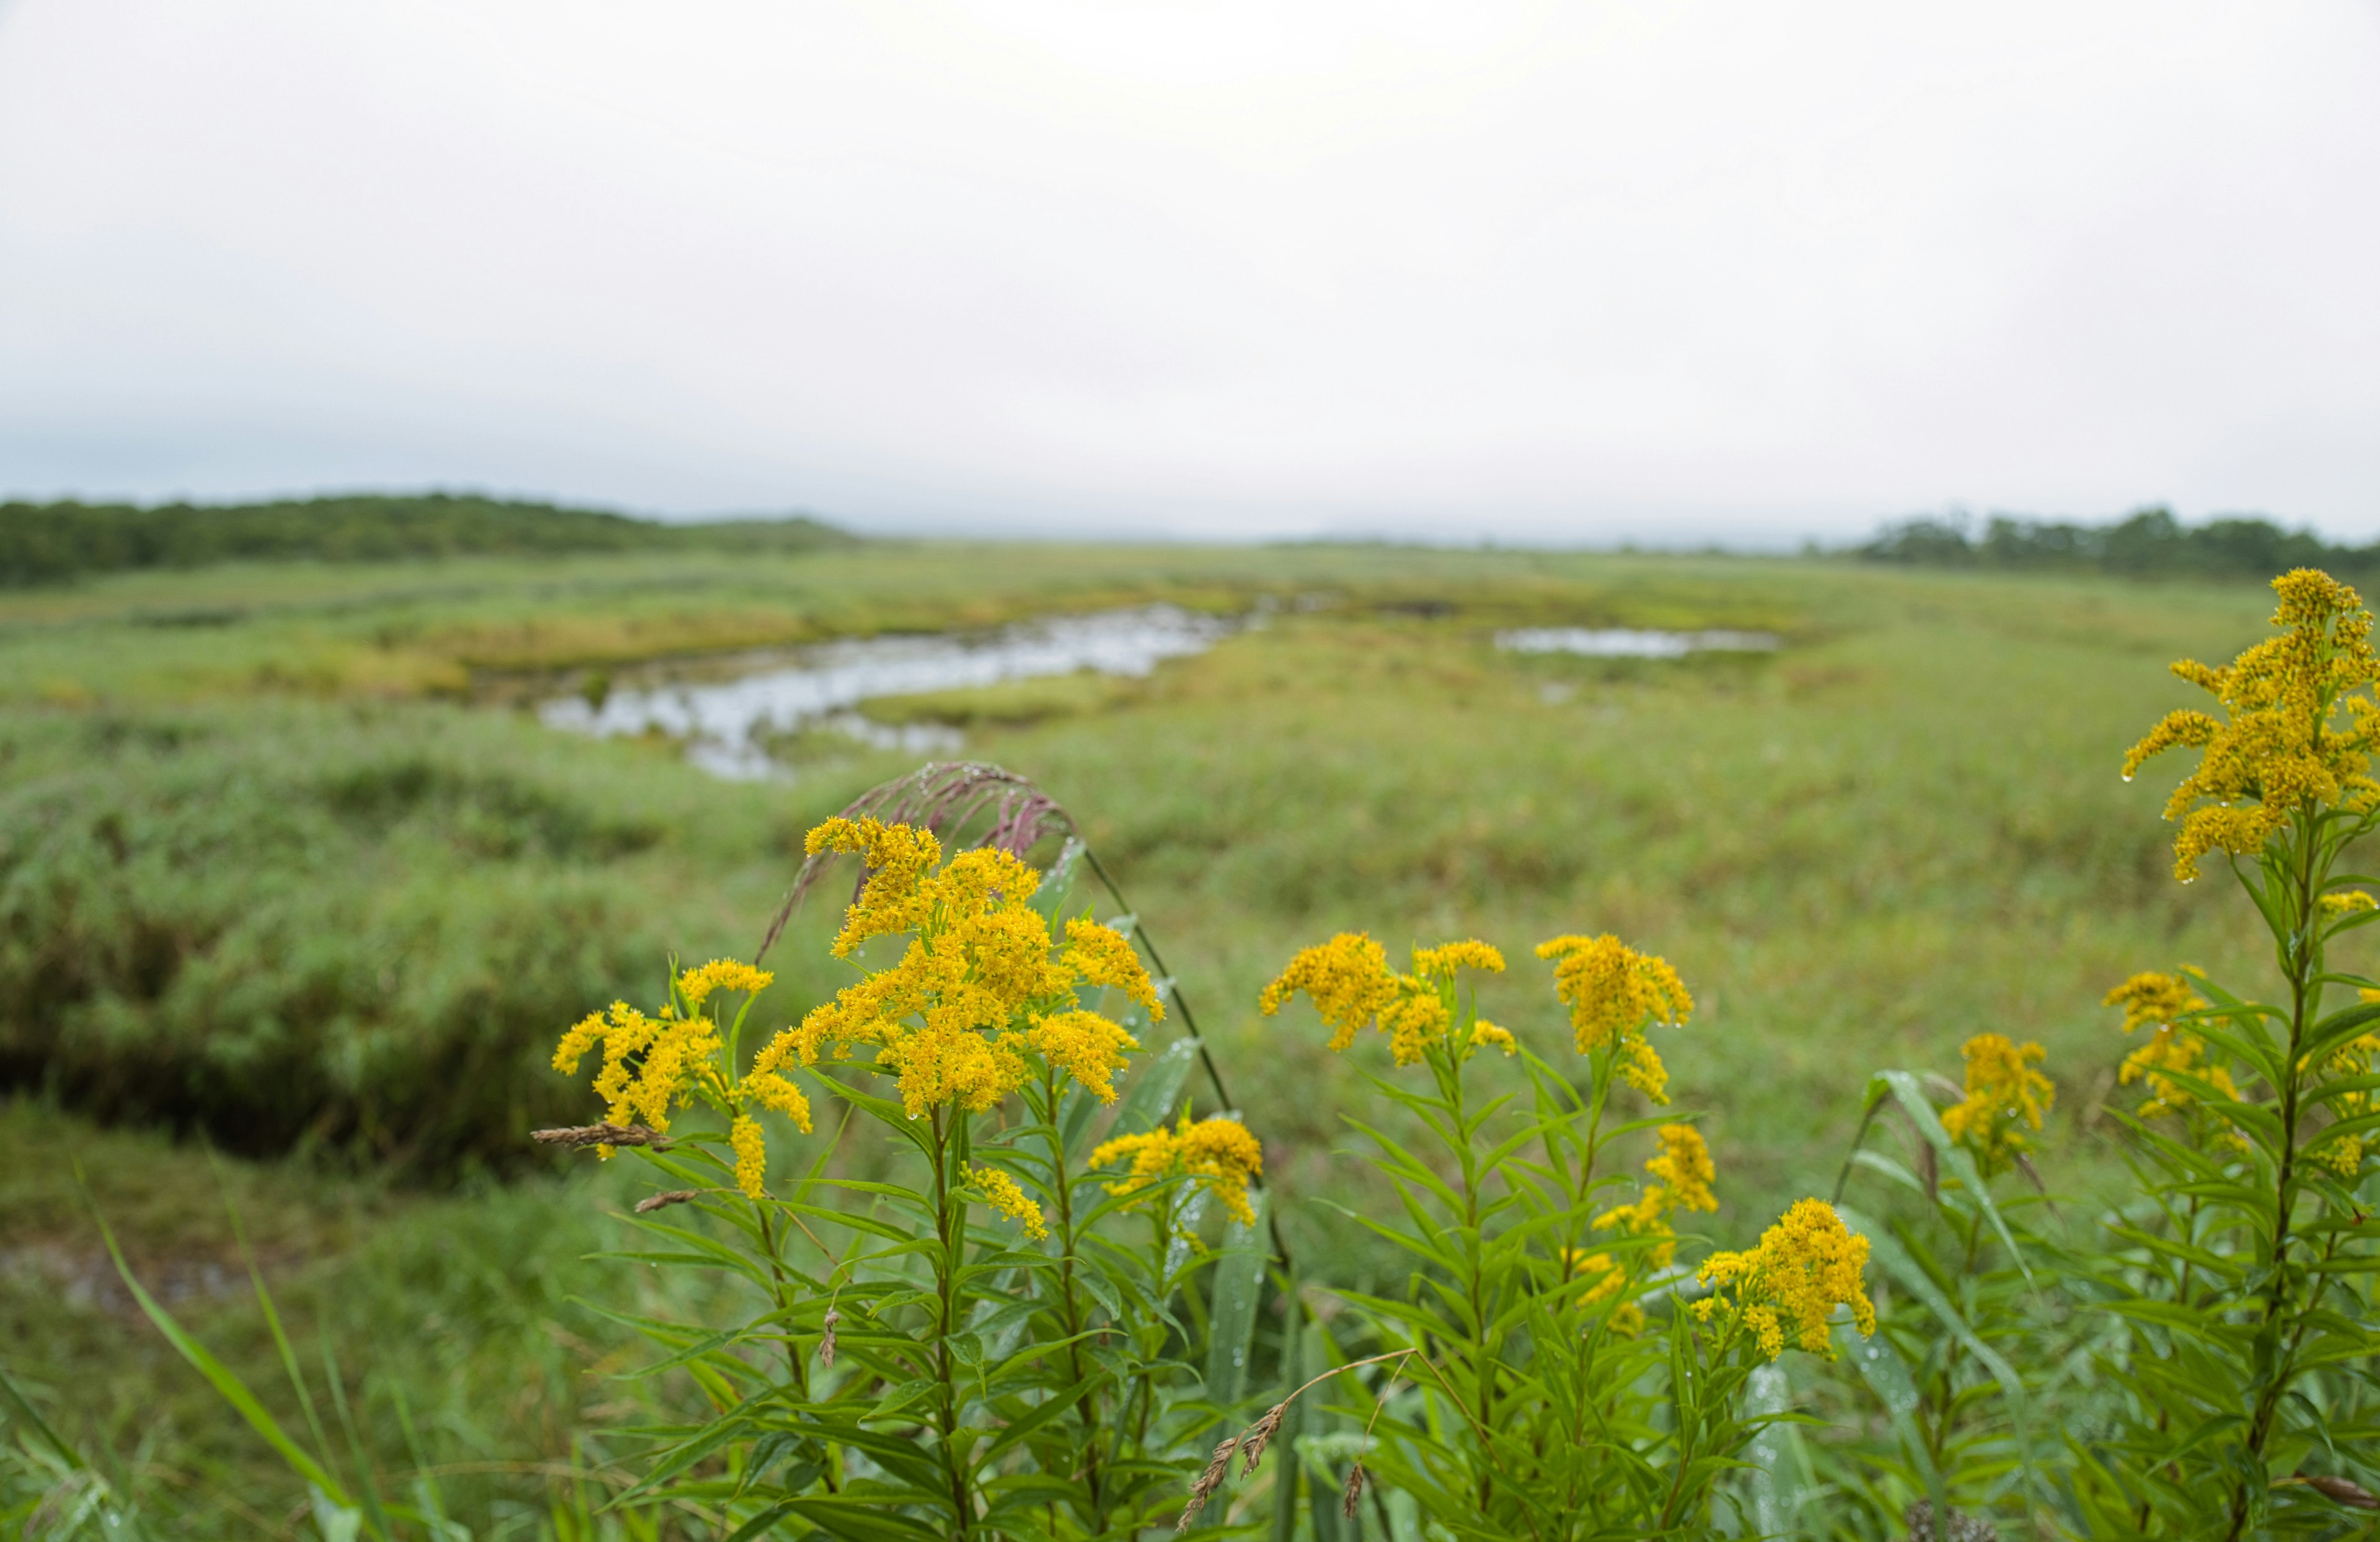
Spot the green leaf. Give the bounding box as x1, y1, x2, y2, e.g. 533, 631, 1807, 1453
81, 1170, 354, 1510
1204, 1191, 1270, 1406
1113, 1036, 1198, 1135
1877, 1070, 2032, 1283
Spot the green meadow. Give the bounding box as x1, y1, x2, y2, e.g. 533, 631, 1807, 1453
0, 538, 2296, 1534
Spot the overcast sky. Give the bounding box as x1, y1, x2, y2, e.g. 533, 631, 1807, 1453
2, 2, 2376, 545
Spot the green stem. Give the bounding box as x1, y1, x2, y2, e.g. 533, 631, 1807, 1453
1038, 1068, 1107, 1530
2224, 809, 2324, 1540
928, 1107, 974, 1540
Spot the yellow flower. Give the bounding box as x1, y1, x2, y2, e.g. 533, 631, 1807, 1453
806, 816, 945, 956
1593, 1124, 1718, 1270
2316, 1023, 2379, 1176
2121, 1026, 2244, 1122
1559, 1251, 1644, 1334
1412, 940, 1506, 980
2123, 569, 2380, 880
553, 1000, 723, 1138
1696, 1199, 1875, 1362
1379, 990, 1452, 1067
1645, 1124, 1718, 1214
1261, 935, 1502, 1067
749, 822, 1149, 1119
1089, 1111, 1264, 1227
1620, 1038, 1670, 1104
1025, 1010, 1141, 1103
1062, 918, 1165, 1019
1535, 934, 1690, 1104
2104, 971, 2208, 1036
730, 1115, 767, 1198
2321, 890, 2379, 915
1260, 933, 1401, 1052
676, 959, 774, 1009
1940, 1034, 2054, 1174
2107, 972, 2239, 1135
1470, 1020, 1518, 1057
967, 1163, 1049, 1238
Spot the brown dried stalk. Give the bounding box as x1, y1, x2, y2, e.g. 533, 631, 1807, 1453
1173, 1348, 1417, 1532
533, 1123, 672, 1150
1341, 1461, 1366, 1520
633, 1189, 701, 1214
818, 1307, 842, 1370
2301, 1474, 2380, 1510
1238, 1403, 1283, 1476
1175, 1435, 1241, 1531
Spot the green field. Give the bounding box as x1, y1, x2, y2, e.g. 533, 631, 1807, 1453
0, 538, 2294, 1534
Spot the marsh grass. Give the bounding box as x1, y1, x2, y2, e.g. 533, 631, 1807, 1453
0, 544, 2314, 1535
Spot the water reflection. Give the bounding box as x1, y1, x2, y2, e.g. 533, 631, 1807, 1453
1495, 627, 1779, 659
541, 605, 1235, 778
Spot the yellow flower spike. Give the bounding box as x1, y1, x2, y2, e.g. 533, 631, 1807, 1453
1535, 934, 1693, 1051
1535, 935, 1689, 1104
1619, 1038, 1671, 1105
2320, 890, 2379, 916
969, 1164, 1049, 1239
806, 816, 943, 956
1559, 1251, 1646, 1334
1941, 1034, 2054, 1175
1646, 1124, 1718, 1214
1379, 991, 1453, 1066
741, 1070, 814, 1134
1025, 1010, 1141, 1103
741, 823, 1144, 1121
2314, 1028, 2379, 1176
1696, 1199, 1874, 1362
1411, 940, 1506, 980
1264, 933, 1506, 1066
2103, 972, 2208, 1036
1470, 1020, 1519, 1058
1260, 933, 1401, 1051
676, 959, 774, 1010
730, 1116, 767, 1198
2123, 569, 2380, 881
1060, 918, 1164, 1019
1592, 1124, 1716, 1271
1089, 1112, 1264, 1227
1178, 1116, 1264, 1227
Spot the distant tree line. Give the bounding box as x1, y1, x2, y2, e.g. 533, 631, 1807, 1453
1856, 506, 2368, 580
0, 492, 853, 586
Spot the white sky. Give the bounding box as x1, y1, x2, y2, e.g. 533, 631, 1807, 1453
2, 1, 2377, 545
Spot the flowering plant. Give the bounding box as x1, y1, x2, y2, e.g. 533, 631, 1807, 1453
542, 817, 1264, 1538
1178, 930, 1873, 1538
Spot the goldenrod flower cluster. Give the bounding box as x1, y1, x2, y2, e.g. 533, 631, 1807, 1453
751, 819, 1158, 1121
1261, 933, 1507, 1065
2320, 889, 2379, 916
552, 956, 814, 1199
2105, 971, 2240, 1129
553, 961, 808, 1197
1535, 935, 1691, 1103
2317, 995, 2380, 1176
1941, 1034, 2054, 1175
1561, 1249, 1646, 1337
731, 1116, 766, 1198
2123, 569, 2380, 881
969, 1163, 1049, 1239
2104, 971, 2208, 1038
1593, 1124, 1719, 1271
1089, 1111, 1264, 1227
1695, 1199, 1875, 1362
